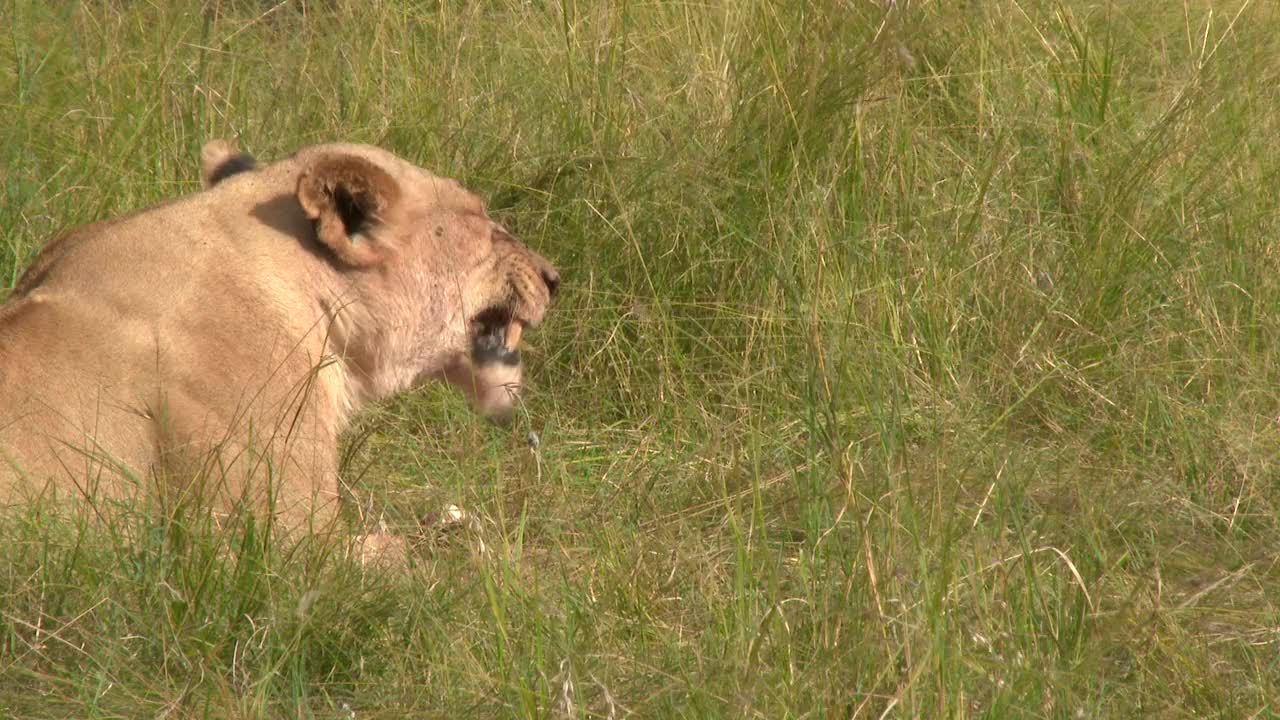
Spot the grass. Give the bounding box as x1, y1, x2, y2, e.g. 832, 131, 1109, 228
3, 0, 1280, 716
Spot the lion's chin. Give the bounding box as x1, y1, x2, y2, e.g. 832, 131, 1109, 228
459, 306, 530, 423
437, 340, 522, 420
470, 362, 522, 423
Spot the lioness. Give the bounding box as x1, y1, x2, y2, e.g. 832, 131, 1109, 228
0, 140, 559, 557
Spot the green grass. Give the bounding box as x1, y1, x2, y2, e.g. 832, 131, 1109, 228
3, 0, 1280, 716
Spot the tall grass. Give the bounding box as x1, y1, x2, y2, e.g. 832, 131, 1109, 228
3, 0, 1280, 716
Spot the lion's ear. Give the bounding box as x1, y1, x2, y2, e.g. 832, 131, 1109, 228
296, 154, 401, 268
201, 139, 256, 188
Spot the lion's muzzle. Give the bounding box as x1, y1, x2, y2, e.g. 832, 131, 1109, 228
453, 246, 559, 423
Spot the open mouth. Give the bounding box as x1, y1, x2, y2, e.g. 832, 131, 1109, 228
470, 307, 525, 367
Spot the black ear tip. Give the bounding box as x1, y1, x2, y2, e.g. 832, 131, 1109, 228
207, 153, 256, 186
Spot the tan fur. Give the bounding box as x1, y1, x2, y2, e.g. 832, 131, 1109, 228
0, 140, 560, 553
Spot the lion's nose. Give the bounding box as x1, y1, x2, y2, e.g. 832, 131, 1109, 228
541, 266, 561, 298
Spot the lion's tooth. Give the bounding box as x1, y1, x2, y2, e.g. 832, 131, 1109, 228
504, 320, 523, 350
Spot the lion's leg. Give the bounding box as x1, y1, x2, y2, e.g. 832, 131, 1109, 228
152, 393, 412, 567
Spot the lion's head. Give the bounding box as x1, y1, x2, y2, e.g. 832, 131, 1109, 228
203, 139, 560, 423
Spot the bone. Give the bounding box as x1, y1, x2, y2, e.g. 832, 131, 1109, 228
504, 320, 524, 350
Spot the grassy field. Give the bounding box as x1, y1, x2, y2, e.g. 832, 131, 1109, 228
3, 0, 1280, 716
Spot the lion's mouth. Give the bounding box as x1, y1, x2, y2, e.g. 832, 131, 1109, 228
469, 307, 525, 367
